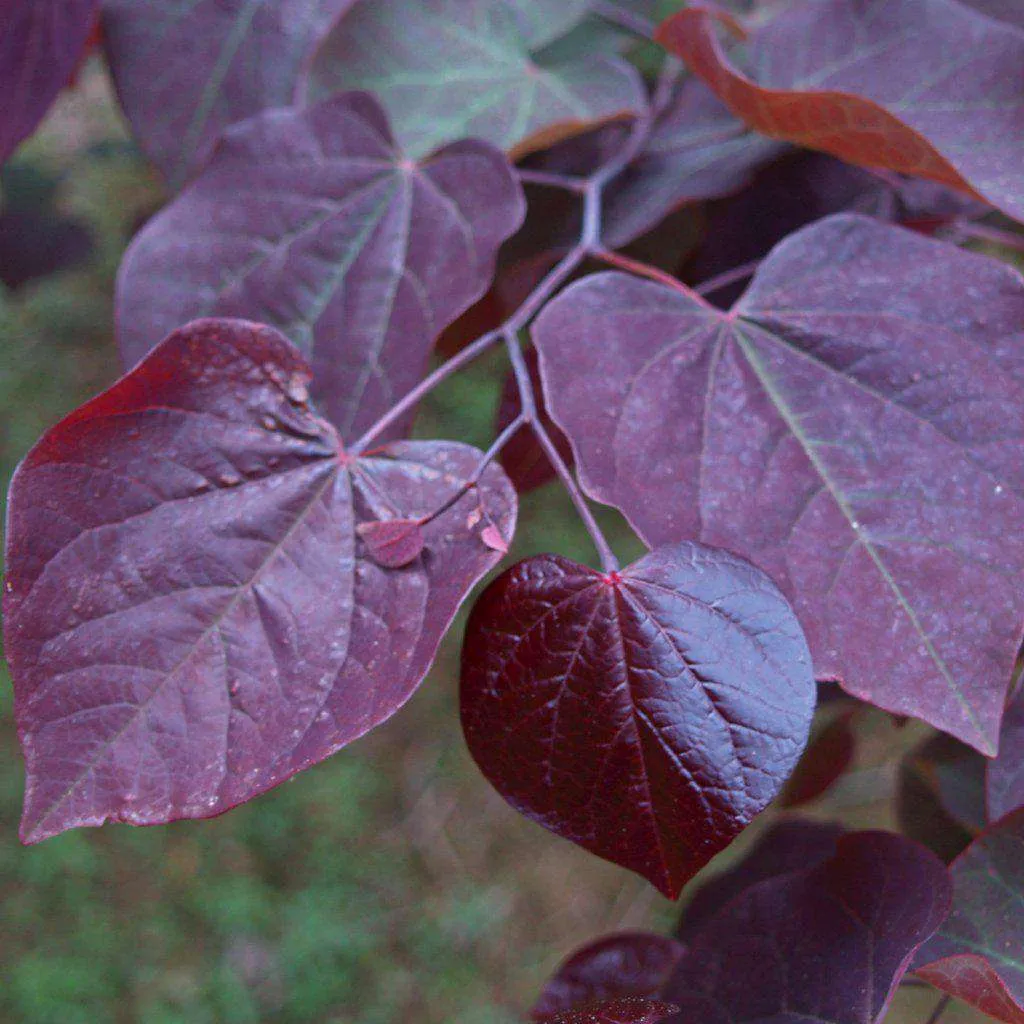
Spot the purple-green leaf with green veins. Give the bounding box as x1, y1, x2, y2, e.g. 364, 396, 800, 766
102, 0, 355, 189
3, 319, 516, 843
115, 93, 525, 441
0, 0, 98, 164
915, 809, 1024, 1023
533, 214, 1024, 754
309, 0, 646, 160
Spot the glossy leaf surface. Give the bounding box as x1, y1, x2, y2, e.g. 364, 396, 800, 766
460, 542, 815, 898
116, 93, 524, 441
988, 689, 1024, 823
915, 810, 1024, 1023
534, 214, 1024, 753
0, 0, 99, 164
657, 0, 1024, 222
309, 0, 646, 160
664, 831, 951, 1024
102, 0, 353, 189
4, 319, 516, 843
532, 932, 686, 1019
677, 817, 843, 941
538, 998, 679, 1024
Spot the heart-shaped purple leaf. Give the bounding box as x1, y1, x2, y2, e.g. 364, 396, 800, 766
102, 0, 354, 189
4, 318, 516, 843
534, 214, 1024, 754
658, 0, 1024, 222
664, 831, 951, 1024
915, 809, 1024, 1023
460, 542, 815, 898
0, 0, 98, 164
532, 932, 686, 1020
115, 92, 525, 442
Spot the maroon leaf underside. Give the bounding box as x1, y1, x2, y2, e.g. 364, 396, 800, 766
914, 810, 1024, 1023
460, 543, 816, 899
0, 0, 99, 164
3, 319, 516, 843
532, 933, 686, 1019
676, 817, 844, 942
538, 998, 679, 1024
664, 831, 952, 1024
102, 0, 355, 190
987, 689, 1024, 823
657, 0, 1024, 223
534, 213, 1024, 754
115, 92, 524, 443
779, 709, 855, 807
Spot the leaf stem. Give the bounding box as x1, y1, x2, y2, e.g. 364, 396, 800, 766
695, 258, 763, 297
591, 247, 717, 310
516, 168, 587, 193
923, 994, 952, 1024
951, 219, 1024, 252
504, 331, 620, 574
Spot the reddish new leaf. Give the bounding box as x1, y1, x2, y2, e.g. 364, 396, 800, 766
537, 998, 679, 1024
0, 0, 99, 164
3, 319, 516, 843
663, 831, 952, 1024
102, 0, 354, 189
779, 710, 855, 807
115, 93, 524, 441
460, 542, 815, 898
657, 0, 1024, 222
988, 688, 1024, 823
677, 817, 843, 941
534, 214, 1024, 753
356, 518, 425, 569
532, 933, 686, 1019
915, 810, 1024, 1023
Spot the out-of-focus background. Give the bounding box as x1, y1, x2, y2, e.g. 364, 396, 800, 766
0, 60, 994, 1024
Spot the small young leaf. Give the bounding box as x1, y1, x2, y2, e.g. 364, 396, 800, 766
356, 518, 425, 569
115, 93, 525, 441
657, 0, 1024, 222
536, 998, 679, 1024
102, 0, 354, 189
4, 319, 516, 843
534, 214, 1024, 754
460, 542, 815, 898
677, 817, 844, 941
532, 932, 686, 1020
987, 689, 1024, 822
0, 0, 99, 164
664, 831, 952, 1024
915, 810, 1024, 1023
309, 0, 646, 160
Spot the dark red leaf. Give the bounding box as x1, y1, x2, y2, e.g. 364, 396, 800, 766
685, 150, 985, 306
0, 1, 99, 164
532, 932, 686, 1019
988, 687, 1024, 823
537, 998, 679, 1024
677, 817, 844, 941
533, 214, 1024, 753
779, 710, 856, 807
915, 810, 1024, 1023
496, 347, 573, 492
0, 208, 93, 291
356, 518, 425, 569
664, 831, 952, 1024
656, 0, 1024, 222
115, 93, 525, 442
3, 319, 516, 843
460, 542, 815, 898
309, 0, 646, 160
102, 0, 354, 189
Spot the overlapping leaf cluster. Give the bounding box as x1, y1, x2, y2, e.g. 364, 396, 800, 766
2, 1, 1024, 1020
